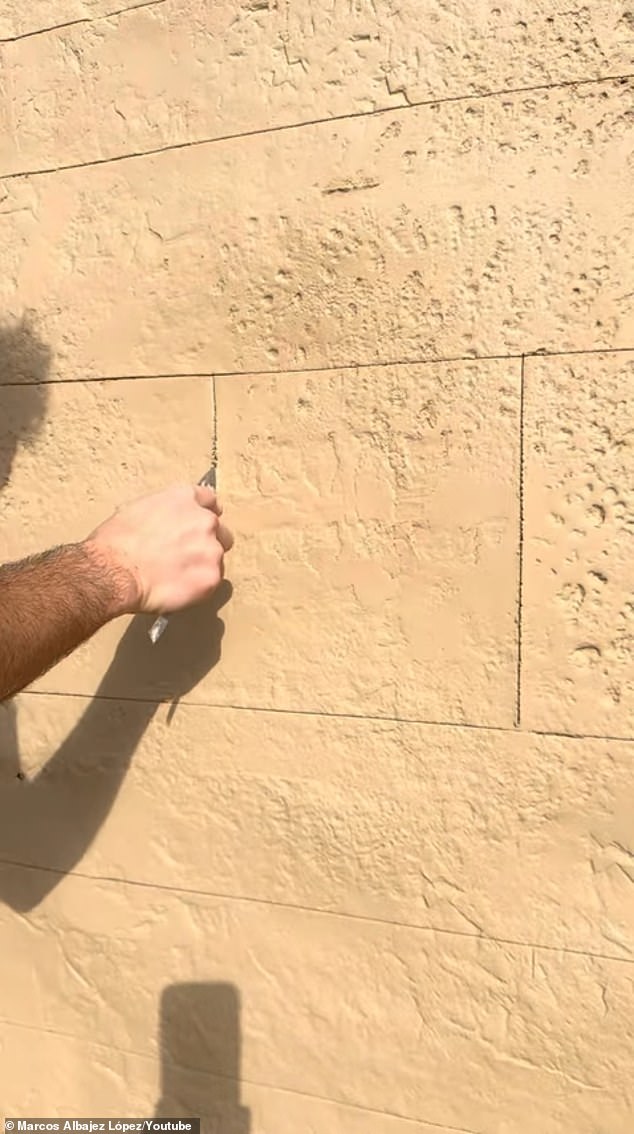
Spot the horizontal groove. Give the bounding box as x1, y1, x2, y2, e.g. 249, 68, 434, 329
0, 15, 89, 41
531, 726, 634, 743
21, 687, 634, 745
1, 852, 633, 967
0, 1017, 477, 1134
0, 71, 632, 183
0, 0, 167, 44
0, 350, 521, 388
212, 344, 634, 376
1, 344, 633, 390
22, 687, 511, 732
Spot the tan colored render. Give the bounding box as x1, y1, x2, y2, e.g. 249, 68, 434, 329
0, 0, 633, 1129
523, 352, 634, 736
14, 360, 519, 723
0, 0, 152, 39
0, 80, 633, 379
1, 865, 634, 1133
0, 1022, 461, 1134
0, 378, 214, 562
0, 0, 632, 172
2, 693, 634, 957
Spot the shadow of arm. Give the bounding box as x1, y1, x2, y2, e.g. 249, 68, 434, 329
0, 588, 229, 911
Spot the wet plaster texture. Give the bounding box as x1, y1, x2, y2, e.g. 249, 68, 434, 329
0, 79, 633, 378
523, 352, 634, 738
0, 1, 633, 1130
0, 0, 632, 169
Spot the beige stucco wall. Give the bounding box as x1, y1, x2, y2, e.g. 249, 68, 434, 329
1, 1, 633, 1129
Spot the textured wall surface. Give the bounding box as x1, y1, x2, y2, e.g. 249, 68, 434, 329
0, 1, 633, 1130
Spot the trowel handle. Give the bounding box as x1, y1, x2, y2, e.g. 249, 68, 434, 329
149, 613, 169, 644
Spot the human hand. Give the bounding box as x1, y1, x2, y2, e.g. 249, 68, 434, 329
85, 483, 233, 617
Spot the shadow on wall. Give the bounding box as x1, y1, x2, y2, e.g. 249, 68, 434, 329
0, 313, 231, 912
0, 312, 52, 869
0, 592, 231, 911
156, 983, 251, 1133
0, 312, 50, 490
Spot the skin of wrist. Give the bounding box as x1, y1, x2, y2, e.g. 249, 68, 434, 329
79, 536, 141, 619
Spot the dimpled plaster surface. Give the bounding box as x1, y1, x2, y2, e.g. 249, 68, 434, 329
0, 0, 632, 173
523, 353, 634, 736
3, 693, 634, 958
1, 868, 633, 1133
1, 0, 634, 1126
1, 79, 633, 379
211, 361, 518, 721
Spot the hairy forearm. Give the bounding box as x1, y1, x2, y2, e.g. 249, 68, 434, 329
0, 541, 131, 701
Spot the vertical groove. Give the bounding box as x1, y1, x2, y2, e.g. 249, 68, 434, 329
515, 354, 526, 727
210, 373, 218, 477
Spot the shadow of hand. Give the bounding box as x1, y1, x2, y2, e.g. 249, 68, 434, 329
100, 581, 231, 709
0, 582, 232, 911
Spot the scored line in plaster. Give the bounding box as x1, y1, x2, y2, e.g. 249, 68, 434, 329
0, 70, 632, 183
210, 373, 218, 475
20, 687, 634, 745
514, 355, 526, 728
0, 1015, 479, 1134
0, 852, 633, 971
1, 345, 633, 390
0, 0, 167, 44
